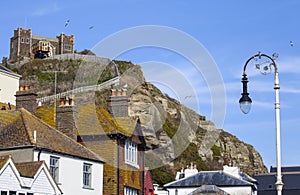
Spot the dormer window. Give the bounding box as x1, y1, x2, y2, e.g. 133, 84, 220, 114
125, 139, 138, 167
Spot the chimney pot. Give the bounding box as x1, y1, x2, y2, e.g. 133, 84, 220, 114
24, 85, 29, 91
65, 97, 70, 106
19, 86, 24, 91
111, 89, 116, 96
59, 98, 65, 106
116, 89, 121, 96
122, 89, 127, 96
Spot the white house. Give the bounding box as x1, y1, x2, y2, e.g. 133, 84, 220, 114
163, 165, 258, 195
0, 65, 21, 105
0, 155, 62, 195
0, 108, 105, 195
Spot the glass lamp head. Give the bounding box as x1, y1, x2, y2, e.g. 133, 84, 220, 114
239, 94, 252, 114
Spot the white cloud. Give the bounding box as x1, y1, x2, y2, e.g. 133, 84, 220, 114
32, 3, 62, 16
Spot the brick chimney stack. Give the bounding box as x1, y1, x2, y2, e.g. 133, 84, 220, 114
107, 88, 129, 117
56, 95, 78, 140
15, 85, 37, 115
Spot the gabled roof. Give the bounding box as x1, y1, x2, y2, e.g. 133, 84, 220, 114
0, 109, 104, 163
188, 185, 229, 195
0, 65, 21, 78
0, 155, 62, 194
16, 161, 43, 178
164, 171, 255, 188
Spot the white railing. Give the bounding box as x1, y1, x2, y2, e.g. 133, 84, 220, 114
37, 76, 120, 103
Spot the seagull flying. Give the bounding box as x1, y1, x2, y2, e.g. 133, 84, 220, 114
290, 41, 294, 47
184, 95, 193, 99
89, 26, 94, 29
65, 19, 70, 27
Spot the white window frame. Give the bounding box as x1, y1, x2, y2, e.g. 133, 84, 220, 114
25, 38, 29, 44
50, 156, 59, 182
83, 163, 92, 188
21, 38, 24, 43
125, 139, 138, 167
124, 187, 138, 195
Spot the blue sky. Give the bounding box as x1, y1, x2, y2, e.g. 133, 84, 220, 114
2, 0, 300, 170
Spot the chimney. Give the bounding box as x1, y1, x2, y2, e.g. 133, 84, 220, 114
56, 95, 78, 140
107, 88, 129, 117
15, 85, 38, 115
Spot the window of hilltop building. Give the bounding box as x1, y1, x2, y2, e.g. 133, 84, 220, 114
124, 187, 138, 195
125, 139, 138, 167
21, 38, 24, 43
83, 163, 92, 188
64, 45, 71, 51
50, 156, 60, 183
25, 38, 29, 44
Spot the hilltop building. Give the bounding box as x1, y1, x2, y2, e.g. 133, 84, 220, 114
9, 27, 74, 62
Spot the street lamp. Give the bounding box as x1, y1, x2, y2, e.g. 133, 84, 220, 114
239, 52, 283, 195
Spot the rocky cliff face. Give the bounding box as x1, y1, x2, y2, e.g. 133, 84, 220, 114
13, 58, 267, 185
116, 62, 267, 184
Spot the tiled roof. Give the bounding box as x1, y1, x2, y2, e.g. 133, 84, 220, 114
0, 155, 10, 170
15, 161, 43, 178
0, 109, 104, 163
164, 171, 255, 188
38, 101, 139, 137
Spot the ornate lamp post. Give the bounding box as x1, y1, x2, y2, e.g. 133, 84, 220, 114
239, 52, 283, 195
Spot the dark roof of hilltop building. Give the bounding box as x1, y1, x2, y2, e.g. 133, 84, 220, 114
0, 108, 104, 163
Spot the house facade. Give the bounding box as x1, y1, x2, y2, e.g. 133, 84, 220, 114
0, 65, 21, 105
0, 87, 105, 195
76, 89, 147, 195
9, 27, 74, 62
0, 155, 62, 195
16, 86, 147, 195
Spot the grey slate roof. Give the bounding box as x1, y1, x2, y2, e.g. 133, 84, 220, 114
270, 166, 300, 173
164, 171, 255, 188
188, 185, 229, 195
254, 171, 300, 193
